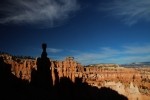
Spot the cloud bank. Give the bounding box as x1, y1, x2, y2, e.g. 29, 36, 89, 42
38, 44, 150, 65
100, 0, 150, 25
73, 44, 150, 65
47, 48, 63, 53
0, 0, 79, 27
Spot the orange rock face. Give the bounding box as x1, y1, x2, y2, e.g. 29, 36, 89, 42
1, 54, 150, 100
5, 56, 83, 85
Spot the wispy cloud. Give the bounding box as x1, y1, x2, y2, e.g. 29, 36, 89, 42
74, 48, 121, 65
73, 44, 150, 65
109, 55, 150, 64
47, 48, 63, 53
100, 0, 150, 25
123, 45, 150, 54
0, 0, 79, 27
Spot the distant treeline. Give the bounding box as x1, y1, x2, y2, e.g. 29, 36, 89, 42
0, 51, 35, 60
0, 51, 11, 55
12, 56, 35, 60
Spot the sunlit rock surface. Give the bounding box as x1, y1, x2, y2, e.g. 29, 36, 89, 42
1, 54, 150, 100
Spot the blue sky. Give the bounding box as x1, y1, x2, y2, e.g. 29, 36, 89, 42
0, 0, 150, 65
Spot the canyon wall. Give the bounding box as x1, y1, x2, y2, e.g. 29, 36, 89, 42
1, 54, 150, 100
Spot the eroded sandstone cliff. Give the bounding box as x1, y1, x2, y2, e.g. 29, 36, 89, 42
1, 53, 150, 100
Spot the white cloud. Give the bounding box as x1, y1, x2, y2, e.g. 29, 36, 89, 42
100, 0, 150, 25
0, 0, 79, 27
123, 45, 150, 54
73, 44, 150, 65
74, 47, 121, 65
47, 48, 63, 53
109, 55, 150, 64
